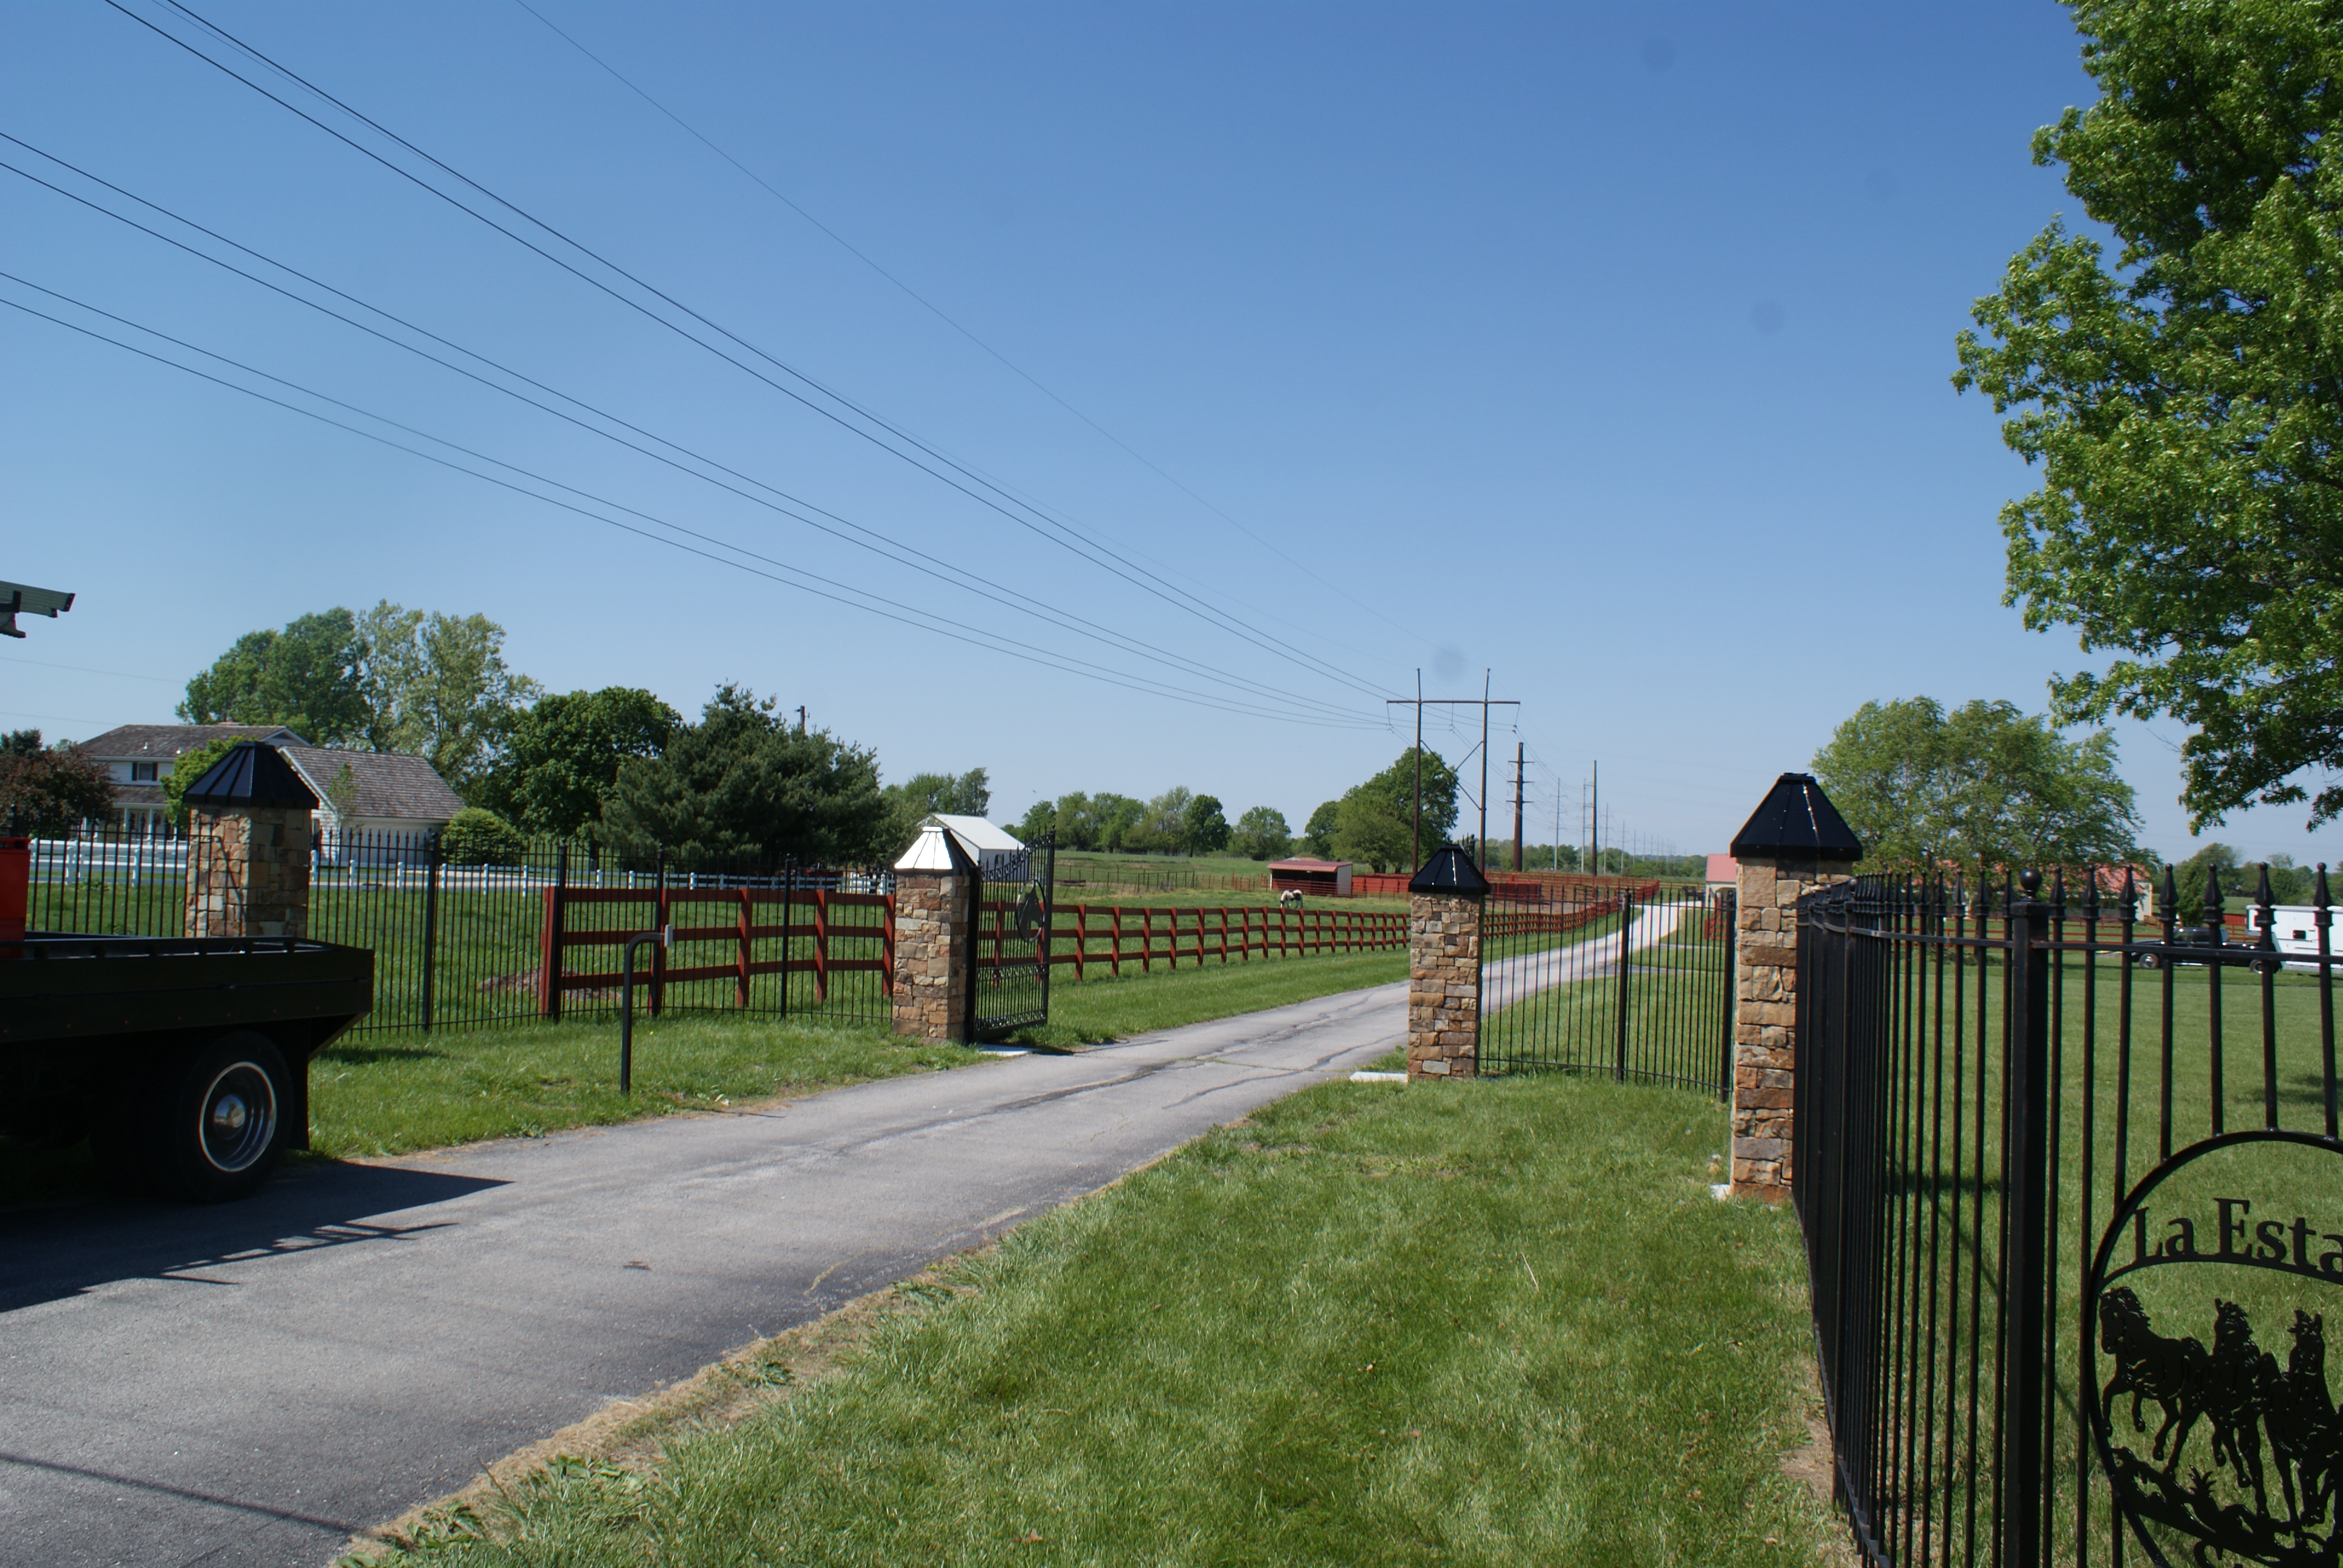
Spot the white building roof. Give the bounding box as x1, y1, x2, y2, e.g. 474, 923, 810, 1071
925, 814, 1023, 852
894, 822, 974, 872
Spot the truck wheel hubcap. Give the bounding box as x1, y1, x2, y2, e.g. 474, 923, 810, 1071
200, 1063, 275, 1172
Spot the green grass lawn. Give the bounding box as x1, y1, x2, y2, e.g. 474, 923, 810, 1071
1012, 949, 1406, 1048
358, 1070, 1841, 1567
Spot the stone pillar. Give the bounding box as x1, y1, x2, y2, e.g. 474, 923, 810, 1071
891, 820, 979, 1044
890, 867, 972, 1043
1407, 890, 1484, 1079
1726, 773, 1863, 1201
185, 804, 312, 939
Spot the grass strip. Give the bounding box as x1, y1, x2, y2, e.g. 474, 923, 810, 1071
1012, 948, 1404, 1048
355, 1070, 1844, 1567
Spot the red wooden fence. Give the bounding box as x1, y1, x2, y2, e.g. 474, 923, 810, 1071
536, 885, 893, 1015
988, 904, 1407, 979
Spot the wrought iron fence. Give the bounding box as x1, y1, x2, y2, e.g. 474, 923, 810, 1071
1797, 865, 2342, 1567
1479, 879, 1736, 1093
23, 822, 897, 1036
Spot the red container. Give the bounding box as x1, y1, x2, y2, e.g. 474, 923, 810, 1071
0, 834, 25, 953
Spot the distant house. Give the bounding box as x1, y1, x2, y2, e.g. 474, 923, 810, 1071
1705, 853, 1737, 897
276, 746, 467, 840
68, 724, 467, 844
73, 723, 309, 833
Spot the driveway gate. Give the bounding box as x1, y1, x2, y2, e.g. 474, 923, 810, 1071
1479, 878, 1737, 1095
967, 834, 1055, 1042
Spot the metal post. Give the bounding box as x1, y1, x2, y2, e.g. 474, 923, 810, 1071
1040, 834, 1056, 1021
651, 844, 667, 1018
781, 863, 794, 1021
546, 840, 570, 1021
2002, 870, 2052, 1568
1718, 888, 1737, 1100
1614, 889, 1633, 1081
619, 924, 672, 1096
1412, 669, 1423, 872
419, 830, 442, 1033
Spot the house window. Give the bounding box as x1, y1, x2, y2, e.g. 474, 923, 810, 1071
131, 762, 157, 782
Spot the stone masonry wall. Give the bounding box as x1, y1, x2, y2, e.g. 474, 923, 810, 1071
1407, 890, 1483, 1080
891, 869, 969, 1043
1730, 853, 1850, 1199
185, 805, 311, 939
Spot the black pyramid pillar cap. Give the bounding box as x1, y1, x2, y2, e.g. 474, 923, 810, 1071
1408, 844, 1492, 895
1729, 773, 1861, 861
182, 742, 318, 810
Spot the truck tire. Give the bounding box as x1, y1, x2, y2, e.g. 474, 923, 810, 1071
153, 1031, 292, 1203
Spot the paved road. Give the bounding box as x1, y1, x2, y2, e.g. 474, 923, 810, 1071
0, 982, 1404, 1568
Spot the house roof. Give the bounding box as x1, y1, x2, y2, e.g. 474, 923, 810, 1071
925, 814, 1023, 852
73, 722, 307, 758
182, 741, 318, 810
1706, 853, 1738, 883
278, 746, 466, 822
1268, 858, 1350, 872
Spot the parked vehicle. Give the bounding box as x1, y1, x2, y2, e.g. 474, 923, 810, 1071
0, 836, 372, 1201
2245, 904, 2333, 974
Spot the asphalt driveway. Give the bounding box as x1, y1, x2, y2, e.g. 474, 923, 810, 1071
0, 981, 1403, 1568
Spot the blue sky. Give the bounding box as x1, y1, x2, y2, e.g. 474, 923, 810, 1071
3, 1, 2332, 869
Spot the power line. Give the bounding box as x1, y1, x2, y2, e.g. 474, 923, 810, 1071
0, 135, 1372, 728
505, 0, 1409, 639
104, 0, 1397, 705
0, 281, 1383, 729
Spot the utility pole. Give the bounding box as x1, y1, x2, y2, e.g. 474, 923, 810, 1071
1591, 761, 1599, 880
1511, 740, 1524, 872
1384, 674, 1518, 871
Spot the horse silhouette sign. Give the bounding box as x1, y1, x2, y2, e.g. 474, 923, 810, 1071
2091, 1132, 2343, 1567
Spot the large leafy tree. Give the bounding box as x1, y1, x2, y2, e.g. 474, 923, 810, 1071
179, 608, 368, 744
882, 767, 991, 854
1184, 794, 1231, 855
1231, 805, 1291, 860
0, 730, 115, 834
1326, 747, 1460, 871
474, 687, 680, 837
180, 601, 540, 794
1812, 696, 2141, 875
1955, 0, 2343, 828
598, 685, 891, 867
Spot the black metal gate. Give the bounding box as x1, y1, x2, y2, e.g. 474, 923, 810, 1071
1797, 866, 2343, 1567
1480, 878, 1737, 1094
967, 834, 1054, 1042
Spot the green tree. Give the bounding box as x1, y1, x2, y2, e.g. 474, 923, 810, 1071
598, 685, 891, 867
1121, 788, 1193, 855
1302, 800, 1340, 857
440, 806, 529, 867
1812, 697, 2141, 875
0, 732, 114, 834
1014, 798, 1059, 844
179, 608, 367, 743
381, 610, 543, 799
882, 767, 992, 854
1231, 805, 1291, 860
2171, 841, 2241, 926
1319, 748, 1460, 870
160, 735, 241, 828
1184, 794, 1231, 855
1954, 0, 2343, 828
476, 688, 680, 837
1091, 793, 1143, 851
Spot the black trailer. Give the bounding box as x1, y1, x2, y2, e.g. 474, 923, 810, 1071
0, 932, 373, 1201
